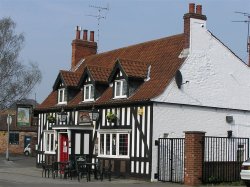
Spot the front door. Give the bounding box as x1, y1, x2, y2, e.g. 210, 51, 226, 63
24, 136, 31, 148
59, 133, 68, 162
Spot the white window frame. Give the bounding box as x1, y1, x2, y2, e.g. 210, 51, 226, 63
44, 131, 55, 154
98, 132, 130, 158
83, 84, 94, 101
114, 79, 127, 99
58, 88, 67, 104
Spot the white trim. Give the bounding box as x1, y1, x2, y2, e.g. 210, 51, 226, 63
97, 129, 131, 133
44, 131, 55, 153
98, 132, 130, 158
58, 88, 67, 104
83, 84, 94, 102
114, 79, 127, 99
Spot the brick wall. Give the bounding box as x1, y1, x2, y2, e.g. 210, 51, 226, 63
184, 131, 205, 186
0, 131, 37, 155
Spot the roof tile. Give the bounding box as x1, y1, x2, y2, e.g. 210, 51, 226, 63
37, 34, 185, 110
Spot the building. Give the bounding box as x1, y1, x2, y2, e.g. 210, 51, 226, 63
35, 3, 250, 181
0, 100, 38, 156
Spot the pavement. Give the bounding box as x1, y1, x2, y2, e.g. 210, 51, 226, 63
0, 154, 246, 187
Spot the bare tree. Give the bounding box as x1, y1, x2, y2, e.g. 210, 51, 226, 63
0, 17, 42, 109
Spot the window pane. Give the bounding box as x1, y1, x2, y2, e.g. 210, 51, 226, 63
106, 134, 110, 155
46, 134, 49, 151
122, 80, 127, 96
15, 133, 19, 144
64, 89, 67, 102
85, 86, 89, 99
112, 134, 116, 155
119, 134, 128, 155
116, 82, 121, 96
50, 134, 54, 152
90, 85, 94, 99
59, 90, 63, 102
9, 132, 19, 144
100, 134, 104, 154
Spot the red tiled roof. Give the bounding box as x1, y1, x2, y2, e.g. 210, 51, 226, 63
118, 59, 149, 79
60, 70, 81, 87
36, 91, 58, 109
36, 33, 185, 110
87, 66, 111, 83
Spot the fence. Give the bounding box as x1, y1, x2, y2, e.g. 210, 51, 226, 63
157, 138, 184, 183
202, 136, 249, 183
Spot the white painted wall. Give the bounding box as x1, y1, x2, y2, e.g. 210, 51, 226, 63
151, 17, 250, 181
154, 18, 250, 111
151, 102, 250, 181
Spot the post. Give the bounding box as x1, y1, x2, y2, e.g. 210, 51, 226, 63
6, 114, 12, 161
184, 131, 205, 186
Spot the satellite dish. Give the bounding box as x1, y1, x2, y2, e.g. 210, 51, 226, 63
175, 70, 182, 89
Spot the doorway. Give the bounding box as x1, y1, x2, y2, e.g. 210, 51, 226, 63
59, 133, 68, 162
24, 136, 31, 148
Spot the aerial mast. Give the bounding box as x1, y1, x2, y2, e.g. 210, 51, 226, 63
233, 11, 250, 65
86, 4, 109, 52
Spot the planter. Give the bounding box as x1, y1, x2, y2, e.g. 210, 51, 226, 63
106, 112, 117, 123
47, 115, 56, 123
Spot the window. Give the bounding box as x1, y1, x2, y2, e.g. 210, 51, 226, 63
84, 84, 94, 101
99, 132, 129, 158
9, 132, 19, 145
44, 131, 55, 153
114, 80, 127, 98
58, 88, 67, 104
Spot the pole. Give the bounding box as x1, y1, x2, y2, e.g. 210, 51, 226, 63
6, 114, 12, 161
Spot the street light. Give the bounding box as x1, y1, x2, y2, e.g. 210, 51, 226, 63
91, 108, 99, 121
6, 114, 12, 161
58, 108, 67, 123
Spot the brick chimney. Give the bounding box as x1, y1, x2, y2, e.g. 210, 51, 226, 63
71, 26, 97, 70
183, 3, 207, 49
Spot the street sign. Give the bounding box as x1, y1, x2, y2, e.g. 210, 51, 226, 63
7, 115, 12, 125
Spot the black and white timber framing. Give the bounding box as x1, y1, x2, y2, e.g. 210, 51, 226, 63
37, 103, 153, 178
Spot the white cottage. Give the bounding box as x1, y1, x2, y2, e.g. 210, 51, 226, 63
35, 3, 250, 181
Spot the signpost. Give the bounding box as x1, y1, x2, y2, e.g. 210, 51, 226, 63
6, 114, 12, 161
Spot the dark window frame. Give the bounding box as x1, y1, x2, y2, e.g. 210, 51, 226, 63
9, 132, 19, 145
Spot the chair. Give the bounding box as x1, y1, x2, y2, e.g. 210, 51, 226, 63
42, 154, 56, 178
76, 160, 88, 182
41, 161, 53, 178
52, 162, 59, 179
64, 160, 77, 180
101, 163, 112, 181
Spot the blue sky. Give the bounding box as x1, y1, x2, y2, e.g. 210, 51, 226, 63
0, 0, 249, 103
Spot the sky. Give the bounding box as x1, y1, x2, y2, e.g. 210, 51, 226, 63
0, 0, 249, 103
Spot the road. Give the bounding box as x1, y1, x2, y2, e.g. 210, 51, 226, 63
0, 154, 245, 187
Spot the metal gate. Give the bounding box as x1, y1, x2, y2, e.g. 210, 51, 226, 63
157, 138, 184, 183
203, 136, 249, 183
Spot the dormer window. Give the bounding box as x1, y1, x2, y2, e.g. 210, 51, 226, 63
58, 88, 67, 104
114, 79, 127, 98
84, 84, 94, 101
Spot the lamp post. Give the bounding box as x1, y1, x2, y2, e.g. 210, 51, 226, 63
91, 108, 99, 121
6, 114, 12, 161
58, 108, 67, 123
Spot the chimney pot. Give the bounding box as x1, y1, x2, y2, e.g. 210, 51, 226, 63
76, 26, 81, 39
189, 3, 195, 13
196, 5, 202, 15
90, 31, 94, 42
83, 30, 88, 40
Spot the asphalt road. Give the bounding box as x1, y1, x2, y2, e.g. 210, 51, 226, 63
0, 154, 245, 187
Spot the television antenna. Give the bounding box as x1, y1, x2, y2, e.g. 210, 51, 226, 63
86, 4, 109, 51
232, 11, 250, 52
